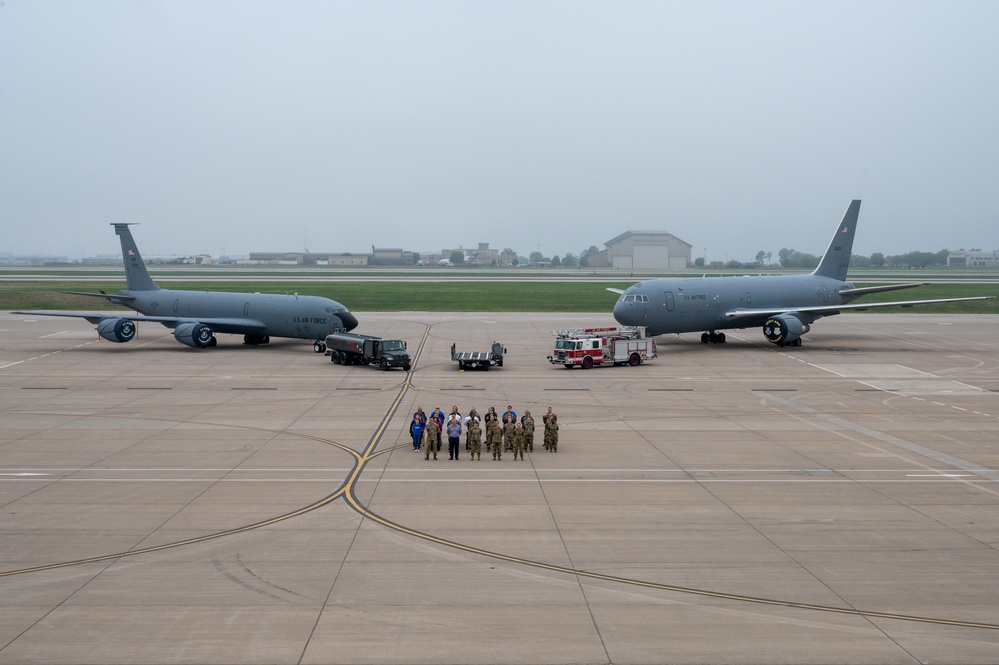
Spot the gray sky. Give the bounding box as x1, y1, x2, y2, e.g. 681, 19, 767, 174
1, 1, 997, 263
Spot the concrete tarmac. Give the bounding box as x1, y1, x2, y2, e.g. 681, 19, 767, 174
2, 311, 999, 664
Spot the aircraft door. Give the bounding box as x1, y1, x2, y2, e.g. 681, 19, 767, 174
664, 291, 675, 311
243, 302, 249, 317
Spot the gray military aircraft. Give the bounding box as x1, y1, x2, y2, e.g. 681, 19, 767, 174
612, 200, 994, 347
16, 224, 358, 351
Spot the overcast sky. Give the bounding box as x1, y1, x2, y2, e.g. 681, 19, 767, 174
1, 1, 997, 262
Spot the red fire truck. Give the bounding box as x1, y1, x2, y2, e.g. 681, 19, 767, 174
547, 326, 657, 369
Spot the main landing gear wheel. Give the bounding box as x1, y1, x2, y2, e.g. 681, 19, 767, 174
314, 341, 326, 353
700, 331, 727, 344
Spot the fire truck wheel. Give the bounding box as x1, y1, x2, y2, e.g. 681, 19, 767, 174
581, 356, 594, 369
629, 353, 641, 366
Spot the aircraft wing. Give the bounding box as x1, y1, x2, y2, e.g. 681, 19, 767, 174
723, 295, 995, 321
13, 311, 269, 333
836, 283, 926, 297
55, 290, 140, 308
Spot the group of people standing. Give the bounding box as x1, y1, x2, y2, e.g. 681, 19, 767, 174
409, 405, 559, 460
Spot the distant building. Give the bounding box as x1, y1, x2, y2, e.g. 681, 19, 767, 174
245, 252, 370, 266
370, 247, 417, 266
245, 247, 420, 266
587, 231, 692, 270
423, 243, 506, 266
948, 250, 999, 267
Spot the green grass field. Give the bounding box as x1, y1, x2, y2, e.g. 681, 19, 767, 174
2, 279, 996, 313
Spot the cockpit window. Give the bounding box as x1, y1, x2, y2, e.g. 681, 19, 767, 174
617, 294, 648, 303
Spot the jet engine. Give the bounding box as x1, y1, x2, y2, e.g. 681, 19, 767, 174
97, 318, 137, 343
174, 322, 216, 348
762, 314, 805, 347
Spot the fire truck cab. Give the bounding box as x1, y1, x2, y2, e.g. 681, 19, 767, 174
548, 326, 657, 369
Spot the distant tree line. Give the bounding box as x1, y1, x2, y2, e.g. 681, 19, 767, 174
444, 244, 955, 270
711, 248, 955, 270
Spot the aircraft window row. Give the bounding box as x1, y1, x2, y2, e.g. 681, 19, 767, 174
618, 294, 649, 303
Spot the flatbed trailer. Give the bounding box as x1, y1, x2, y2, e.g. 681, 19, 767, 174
451, 341, 506, 370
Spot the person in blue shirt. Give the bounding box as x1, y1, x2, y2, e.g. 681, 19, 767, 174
410, 416, 426, 452
446, 416, 462, 460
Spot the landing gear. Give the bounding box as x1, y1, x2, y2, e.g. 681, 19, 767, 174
313, 341, 326, 353
243, 335, 270, 346
700, 331, 727, 344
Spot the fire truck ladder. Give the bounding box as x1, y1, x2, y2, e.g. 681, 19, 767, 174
551, 326, 645, 339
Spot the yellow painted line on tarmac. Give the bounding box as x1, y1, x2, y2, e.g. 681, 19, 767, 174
0, 432, 361, 578
346, 493, 999, 630
0, 327, 438, 579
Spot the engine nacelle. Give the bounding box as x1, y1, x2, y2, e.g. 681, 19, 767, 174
97, 318, 137, 343
762, 314, 804, 346
174, 322, 216, 348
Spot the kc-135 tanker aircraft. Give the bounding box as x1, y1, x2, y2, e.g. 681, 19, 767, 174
16, 224, 358, 351
612, 200, 994, 347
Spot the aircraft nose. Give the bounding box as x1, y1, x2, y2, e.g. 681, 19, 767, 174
613, 299, 633, 326
338, 310, 359, 331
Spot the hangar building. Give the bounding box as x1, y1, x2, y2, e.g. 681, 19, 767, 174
587, 231, 692, 270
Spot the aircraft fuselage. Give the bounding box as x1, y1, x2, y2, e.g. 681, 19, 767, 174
614, 274, 855, 335
122, 288, 357, 340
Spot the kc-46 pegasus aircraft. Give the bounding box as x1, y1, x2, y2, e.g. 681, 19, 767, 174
612, 200, 994, 347
16, 224, 358, 351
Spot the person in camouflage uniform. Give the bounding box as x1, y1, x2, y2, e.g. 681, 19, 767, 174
483, 407, 499, 452
424, 417, 440, 460
521, 411, 535, 453
490, 418, 503, 460
543, 408, 558, 452
503, 414, 516, 452
512, 422, 526, 460
468, 420, 482, 460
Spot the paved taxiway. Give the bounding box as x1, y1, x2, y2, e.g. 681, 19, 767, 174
2, 312, 999, 664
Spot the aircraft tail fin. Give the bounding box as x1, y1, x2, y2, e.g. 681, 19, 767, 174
113, 224, 160, 291
812, 199, 861, 282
